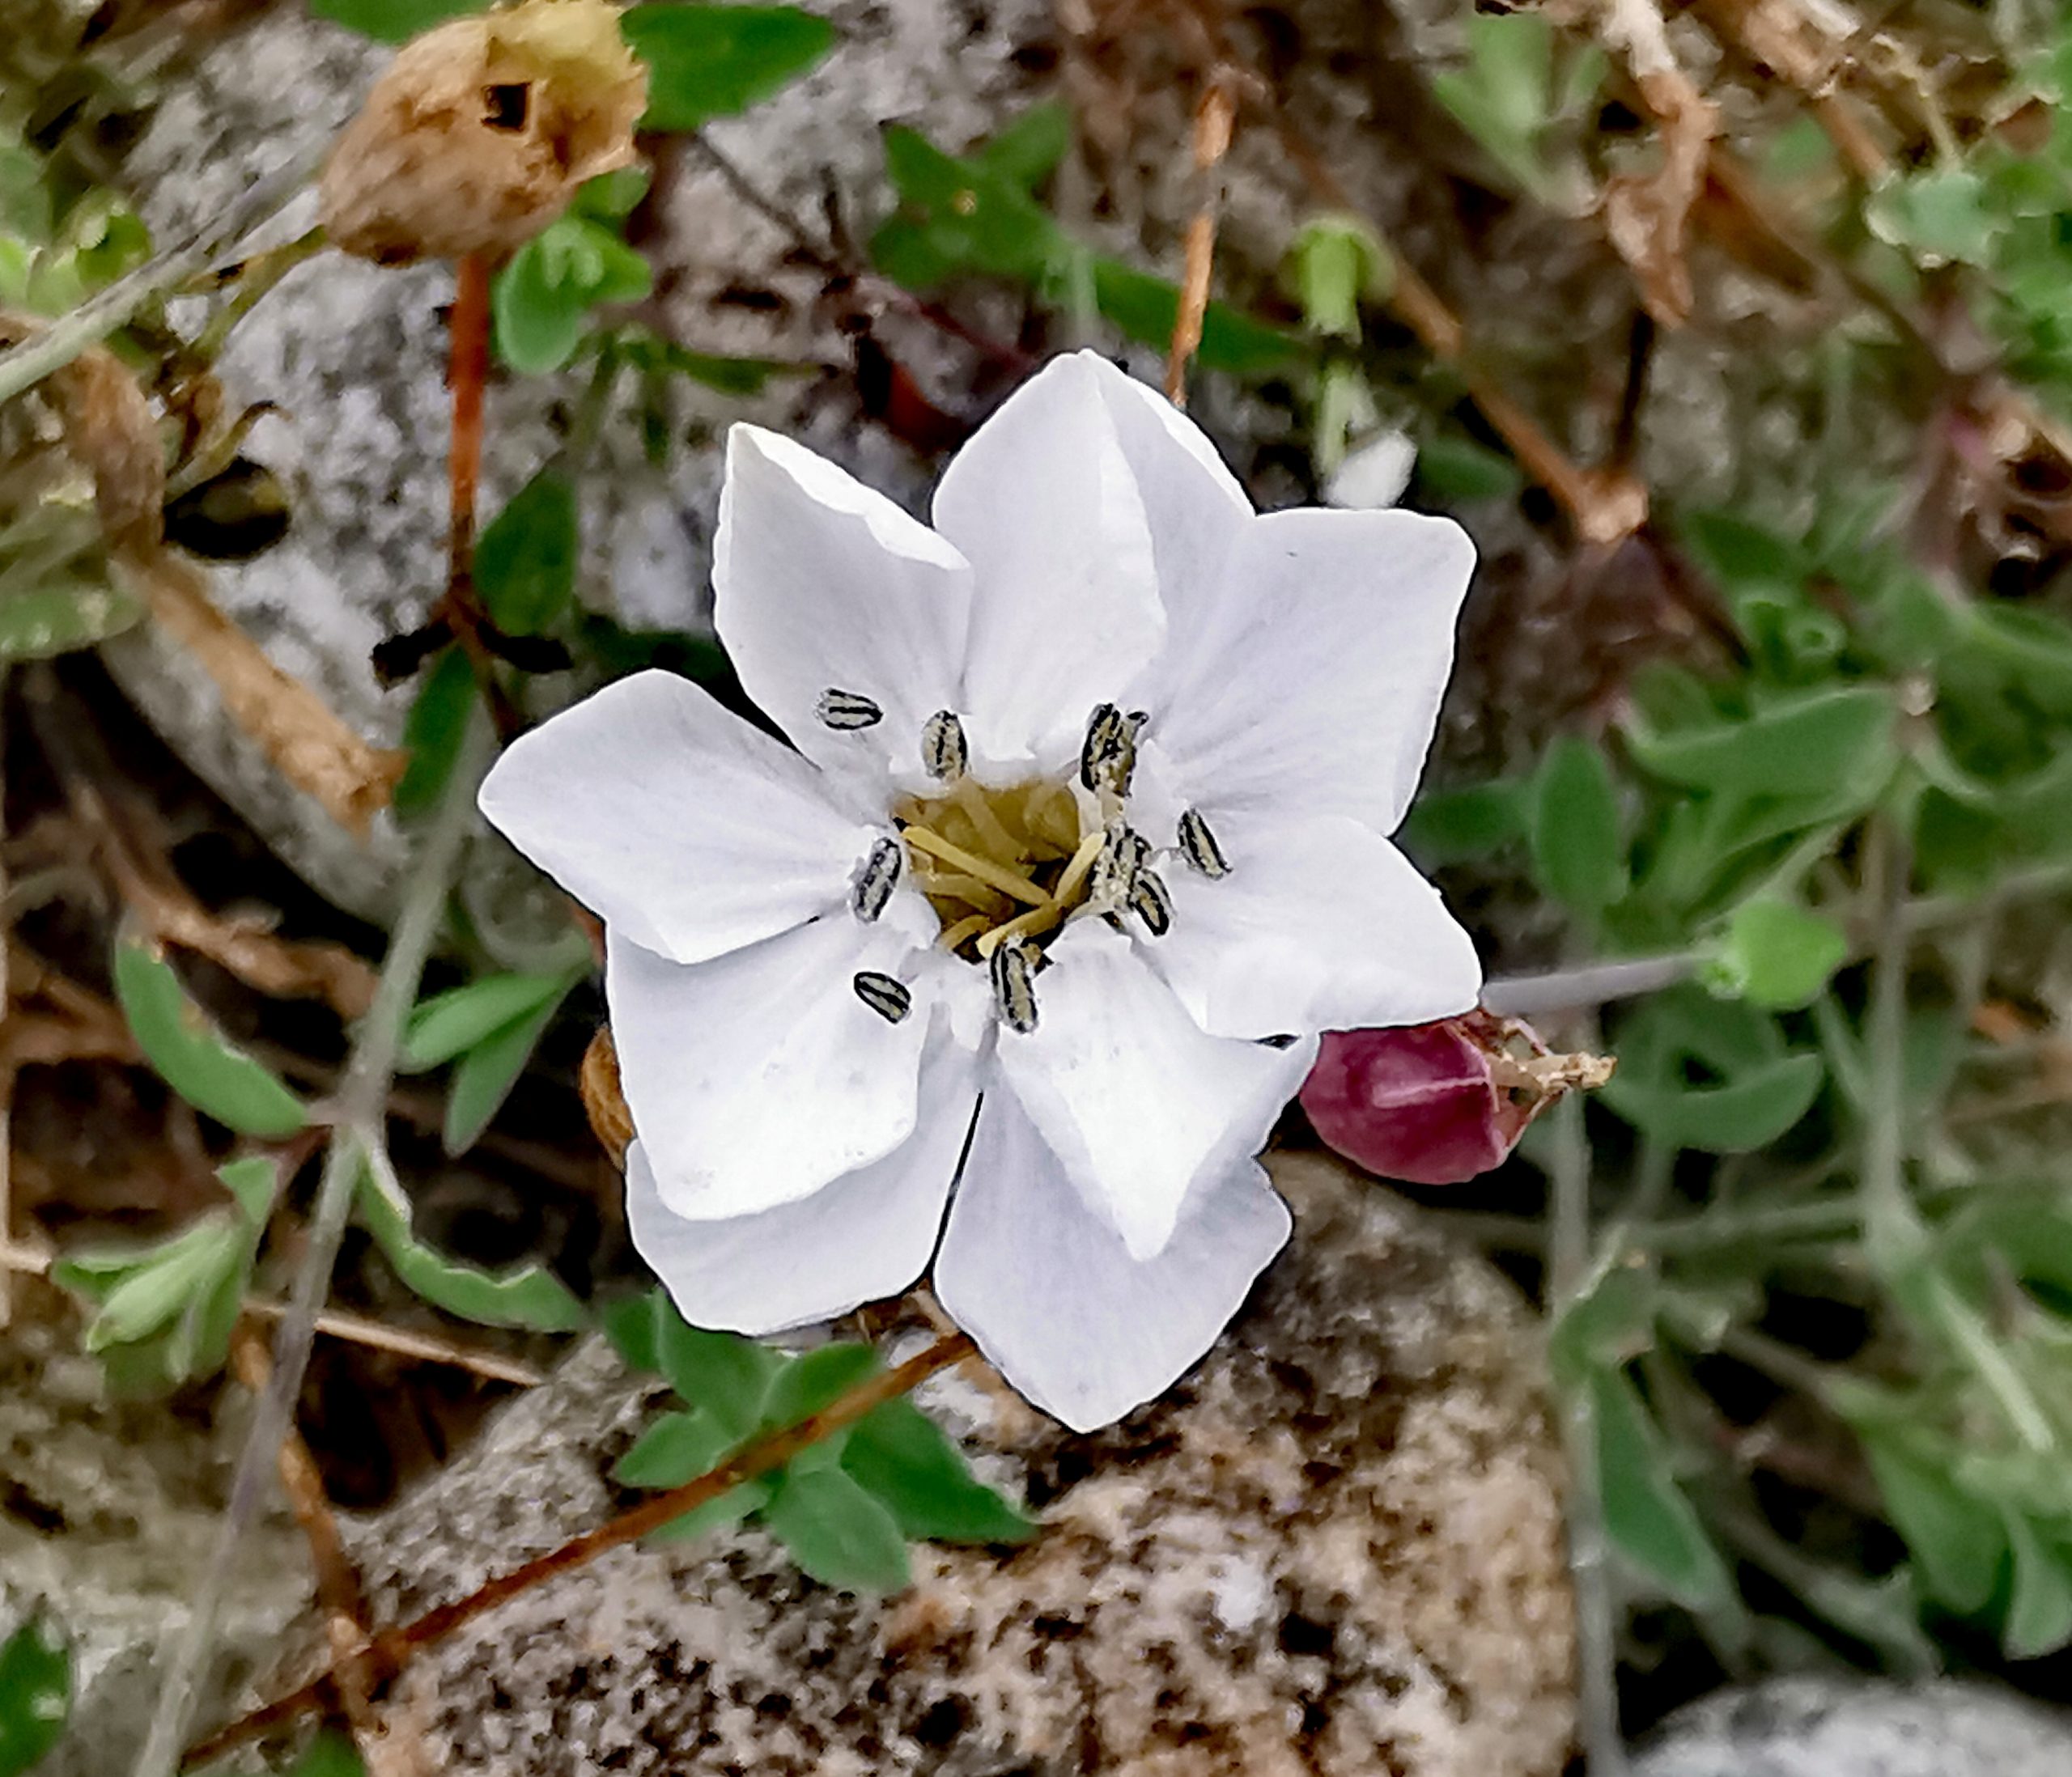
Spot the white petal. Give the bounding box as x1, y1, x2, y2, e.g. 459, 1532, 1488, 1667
932, 353, 1166, 769
990, 921, 1314, 1258
1141, 505, 1475, 835
715, 425, 973, 782
1150, 813, 1482, 1040
1072, 353, 1252, 606
479, 670, 872, 966
935, 1088, 1292, 1431
626, 1041, 979, 1333
608, 913, 933, 1219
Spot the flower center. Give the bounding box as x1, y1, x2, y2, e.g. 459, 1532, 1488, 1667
894, 774, 1103, 961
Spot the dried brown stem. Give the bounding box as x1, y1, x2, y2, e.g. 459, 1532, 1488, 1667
1166, 75, 1236, 407
229, 1326, 383, 1747
181, 1331, 978, 1767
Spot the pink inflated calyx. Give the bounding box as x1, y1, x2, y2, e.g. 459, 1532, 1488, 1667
1300, 1010, 1611, 1186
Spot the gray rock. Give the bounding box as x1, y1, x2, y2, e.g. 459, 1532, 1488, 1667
1632, 1678, 2072, 1777
0, 1304, 311, 1777
313, 1151, 1574, 1776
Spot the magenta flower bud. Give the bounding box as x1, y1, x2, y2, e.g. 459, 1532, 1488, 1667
1300, 1011, 1611, 1185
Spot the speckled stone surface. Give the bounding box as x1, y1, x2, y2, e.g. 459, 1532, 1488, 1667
327, 1152, 1574, 1775
0, 1304, 310, 1777
1631, 1678, 2072, 1777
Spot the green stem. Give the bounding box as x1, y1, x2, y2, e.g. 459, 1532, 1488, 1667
130, 714, 495, 1777
1547, 1090, 1630, 1777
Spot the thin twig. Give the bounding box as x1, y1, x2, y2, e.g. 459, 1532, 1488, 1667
1482, 952, 1696, 1017
182, 1331, 978, 1767
132, 715, 495, 1777
0, 138, 330, 407
1166, 74, 1236, 407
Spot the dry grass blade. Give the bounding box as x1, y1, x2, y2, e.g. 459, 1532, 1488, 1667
114, 548, 405, 836
1165, 74, 1237, 407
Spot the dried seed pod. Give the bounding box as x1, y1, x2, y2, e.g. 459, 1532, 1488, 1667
320, 0, 648, 265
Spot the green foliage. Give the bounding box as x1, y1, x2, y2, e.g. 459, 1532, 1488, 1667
393, 648, 480, 820
0, 134, 150, 316
355, 1147, 586, 1331
620, 4, 838, 132
308, 0, 483, 40
1599, 986, 1824, 1154
111, 928, 308, 1138
1529, 736, 1626, 916
872, 112, 1302, 376
1704, 899, 1849, 1011
1429, 11, 1603, 209
607, 1292, 1034, 1590
53, 1156, 279, 1392
0, 1613, 70, 1777
0, 579, 146, 662
400, 968, 582, 1156
475, 471, 579, 637
494, 209, 654, 376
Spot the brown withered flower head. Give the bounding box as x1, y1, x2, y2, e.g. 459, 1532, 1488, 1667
319, 0, 648, 266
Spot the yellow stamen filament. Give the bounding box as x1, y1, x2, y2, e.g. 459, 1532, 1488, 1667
975, 900, 1064, 958
950, 776, 1022, 859
937, 912, 993, 953
900, 825, 1051, 908
1050, 827, 1110, 910
912, 871, 1010, 912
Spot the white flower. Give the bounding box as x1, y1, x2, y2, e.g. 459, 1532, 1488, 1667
478, 351, 1481, 1431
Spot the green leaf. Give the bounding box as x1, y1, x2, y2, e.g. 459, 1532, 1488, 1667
656, 1308, 785, 1439
275, 1731, 367, 1777
621, 4, 837, 133
1624, 685, 1896, 800
0, 578, 146, 660
1587, 1364, 1732, 1610
976, 101, 1073, 190
614, 1408, 739, 1488
308, 0, 484, 40
216, 1154, 280, 1227
1855, 1424, 2006, 1614
1401, 779, 1526, 862
111, 932, 306, 1137
608, 327, 796, 396
1287, 215, 1389, 340
392, 647, 478, 821
762, 1465, 912, 1593
474, 471, 579, 636
1413, 434, 1522, 502
0, 1612, 70, 1777
842, 1397, 1036, 1543
645, 1474, 774, 1544
1682, 511, 1800, 590
1085, 257, 1303, 375
355, 1155, 586, 1331
493, 216, 652, 375
2004, 1512, 2072, 1657
601, 1289, 664, 1373
403, 972, 571, 1071
762, 1341, 882, 1430
1529, 737, 1626, 914
443, 985, 568, 1155
1600, 986, 1824, 1153
56, 1215, 244, 1363
1706, 899, 1849, 1011
1866, 167, 2003, 267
